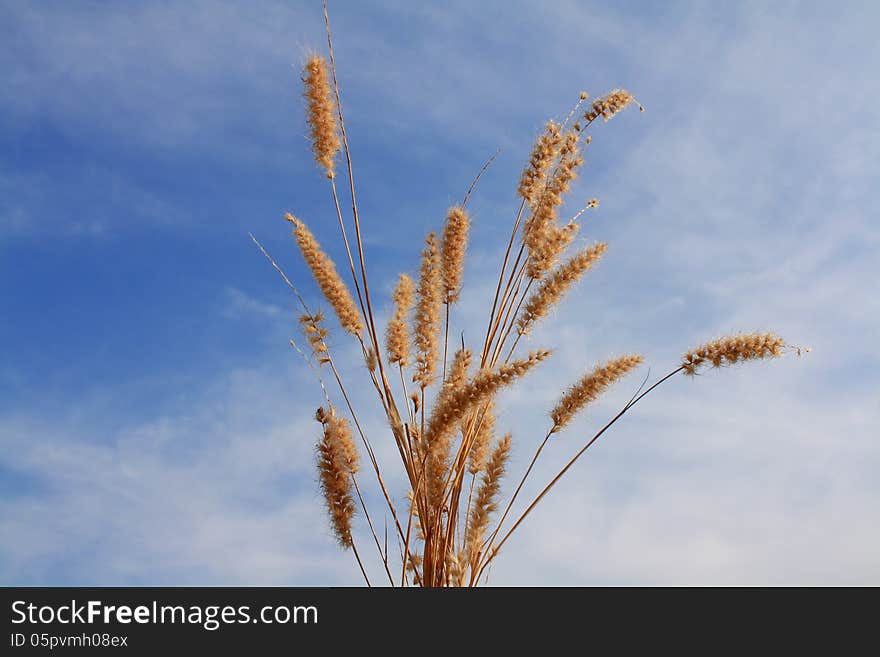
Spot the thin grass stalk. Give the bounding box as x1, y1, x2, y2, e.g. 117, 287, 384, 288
323, 0, 400, 424
480, 199, 527, 366
461, 148, 501, 208
351, 475, 395, 586
400, 445, 431, 586
483, 239, 527, 365
349, 530, 371, 586
328, 175, 370, 336
491, 262, 531, 365
442, 302, 450, 382
478, 366, 684, 578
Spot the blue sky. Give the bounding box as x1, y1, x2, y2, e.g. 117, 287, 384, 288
1, 0, 878, 585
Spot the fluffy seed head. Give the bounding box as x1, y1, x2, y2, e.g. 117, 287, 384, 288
526, 220, 580, 280
315, 407, 360, 547
518, 242, 607, 336
413, 233, 442, 387
364, 346, 377, 372
386, 274, 414, 366
551, 355, 643, 430
302, 55, 341, 175
523, 130, 585, 274
518, 121, 563, 207
465, 433, 511, 568
440, 207, 471, 304
288, 214, 363, 335
466, 399, 495, 475
444, 347, 472, 393
682, 333, 785, 376
583, 89, 641, 123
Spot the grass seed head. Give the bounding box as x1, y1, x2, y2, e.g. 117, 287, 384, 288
682, 333, 785, 375
440, 207, 471, 304
302, 55, 342, 176
413, 232, 443, 388
551, 355, 644, 430
386, 273, 414, 366
315, 407, 360, 548
288, 214, 364, 335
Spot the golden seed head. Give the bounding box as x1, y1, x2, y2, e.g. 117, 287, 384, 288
518, 242, 607, 336
526, 221, 580, 280
465, 433, 511, 568
413, 232, 442, 388
518, 121, 563, 207
440, 206, 471, 304
466, 399, 495, 475
551, 355, 644, 430
386, 273, 414, 366
523, 130, 584, 267
583, 88, 639, 123
288, 214, 364, 335
682, 333, 785, 376
364, 346, 378, 372
315, 406, 360, 548
445, 347, 472, 392
302, 55, 341, 175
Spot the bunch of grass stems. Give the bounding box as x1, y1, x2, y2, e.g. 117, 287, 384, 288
253, 1, 791, 587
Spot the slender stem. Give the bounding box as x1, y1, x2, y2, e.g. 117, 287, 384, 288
348, 531, 371, 587
420, 387, 426, 443
481, 200, 526, 366
352, 475, 394, 586
479, 366, 685, 578
462, 472, 476, 551
399, 365, 415, 432
461, 148, 501, 208
442, 302, 450, 382
329, 177, 369, 330
490, 263, 530, 366
484, 242, 527, 363
400, 496, 416, 587
400, 434, 430, 586
504, 332, 524, 364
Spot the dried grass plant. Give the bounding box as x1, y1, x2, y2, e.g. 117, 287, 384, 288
252, 2, 800, 586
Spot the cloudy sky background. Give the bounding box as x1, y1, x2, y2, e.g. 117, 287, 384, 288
1, 0, 878, 585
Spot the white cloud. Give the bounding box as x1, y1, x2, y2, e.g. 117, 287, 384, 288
223, 286, 285, 320
0, 362, 368, 585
